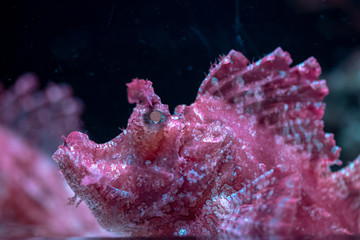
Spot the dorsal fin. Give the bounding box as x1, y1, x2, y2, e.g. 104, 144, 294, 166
197, 48, 340, 164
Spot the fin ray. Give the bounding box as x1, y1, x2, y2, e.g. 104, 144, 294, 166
198, 48, 340, 163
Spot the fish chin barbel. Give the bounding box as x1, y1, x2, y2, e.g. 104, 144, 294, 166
53, 47, 360, 238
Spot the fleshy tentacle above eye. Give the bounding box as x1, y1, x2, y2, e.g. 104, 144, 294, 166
126, 78, 160, 106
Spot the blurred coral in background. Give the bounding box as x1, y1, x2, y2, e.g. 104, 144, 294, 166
0, 73, 108, 237
323, 50, 360, 168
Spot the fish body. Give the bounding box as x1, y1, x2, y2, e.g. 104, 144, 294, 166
53, 48, 360, 238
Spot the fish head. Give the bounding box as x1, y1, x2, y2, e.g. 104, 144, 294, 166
53, 78, 188, 233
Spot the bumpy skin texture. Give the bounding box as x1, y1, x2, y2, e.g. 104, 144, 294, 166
53, 48, 360, 238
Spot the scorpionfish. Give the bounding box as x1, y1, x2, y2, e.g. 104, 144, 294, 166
53, 48, 360, 238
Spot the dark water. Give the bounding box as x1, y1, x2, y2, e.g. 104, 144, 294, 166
2, 1, 360, 161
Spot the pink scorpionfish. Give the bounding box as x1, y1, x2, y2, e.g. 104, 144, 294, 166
53, 48, 360, 238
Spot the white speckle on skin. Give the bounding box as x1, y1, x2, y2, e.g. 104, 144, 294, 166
211, 77, 218, 86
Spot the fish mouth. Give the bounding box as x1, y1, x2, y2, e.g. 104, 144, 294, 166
53, 130, 185, 233
53, 130, 179, 203
53, 130, 175, 189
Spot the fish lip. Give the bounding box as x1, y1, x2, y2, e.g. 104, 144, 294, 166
54, 143, 177, 187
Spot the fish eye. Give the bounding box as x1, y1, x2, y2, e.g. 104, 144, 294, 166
149, 110, 163, 123
144, 110, 165, 125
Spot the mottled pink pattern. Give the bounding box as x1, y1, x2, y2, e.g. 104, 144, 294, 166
53, 48, 360, 238
0, 73, 108, 237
